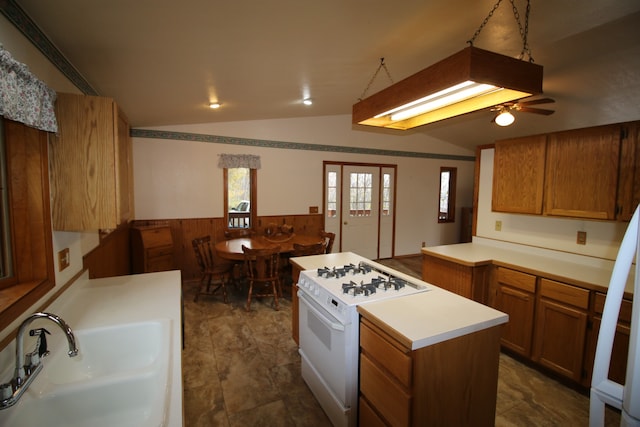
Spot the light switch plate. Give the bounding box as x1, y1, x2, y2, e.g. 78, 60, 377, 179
58, 248, 70, 271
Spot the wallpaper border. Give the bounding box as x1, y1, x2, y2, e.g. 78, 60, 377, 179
131, 128, 476, 162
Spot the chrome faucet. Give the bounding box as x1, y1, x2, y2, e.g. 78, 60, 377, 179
0, 312, 78, 409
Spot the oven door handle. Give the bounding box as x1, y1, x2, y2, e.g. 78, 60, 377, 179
298, 290, 346, 332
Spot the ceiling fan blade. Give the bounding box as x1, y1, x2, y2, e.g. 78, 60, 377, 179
518, 97, 555, 106
519, 106, 555, 115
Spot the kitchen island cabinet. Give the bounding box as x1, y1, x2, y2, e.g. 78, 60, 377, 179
357, 290, 507, 426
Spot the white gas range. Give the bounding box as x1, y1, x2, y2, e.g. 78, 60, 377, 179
296, 257, 429, 427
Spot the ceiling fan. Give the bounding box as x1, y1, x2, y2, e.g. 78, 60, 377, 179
491, 97, 555, 126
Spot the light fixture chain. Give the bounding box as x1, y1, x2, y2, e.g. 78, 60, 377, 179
359, 58, 394, 101
467, 0, 504, 46
468, 0, 534, 62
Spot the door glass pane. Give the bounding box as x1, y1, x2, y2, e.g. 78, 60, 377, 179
382, 173, 391, 216
349, 172, 372, 217
327, 171, 337, 218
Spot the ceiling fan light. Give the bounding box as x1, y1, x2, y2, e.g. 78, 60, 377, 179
495, 110, 515, 126
209, 102, 221, 109
303, 98, 313, 106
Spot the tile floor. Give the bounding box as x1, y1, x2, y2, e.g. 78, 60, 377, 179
181, 257, 622, 426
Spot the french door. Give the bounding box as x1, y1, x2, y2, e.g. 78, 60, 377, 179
324, 162, 395, 260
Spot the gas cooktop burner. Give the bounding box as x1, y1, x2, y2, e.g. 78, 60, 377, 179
317, 262, 374, 278
371, 276, 407, 291
342, 281, 377, 296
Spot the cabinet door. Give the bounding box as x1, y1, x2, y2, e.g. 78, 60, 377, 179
532, 298, 587, 381
493, 135, 547, 214
617, 123, 640, 221
544, 124, 621, 219
496, 284, 535, 356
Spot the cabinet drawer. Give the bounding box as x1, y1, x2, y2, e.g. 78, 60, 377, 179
594, 292, 632, 324
497, 267, 536, 293
147, 255, 173, 272
147, 244, 173, 258
359, 396, 388, 427
539, 278, 589, 309
360, 353, 411, 427
360, 321, 412, 388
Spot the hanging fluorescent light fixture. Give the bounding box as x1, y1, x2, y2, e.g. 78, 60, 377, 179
353, 46, 543, 130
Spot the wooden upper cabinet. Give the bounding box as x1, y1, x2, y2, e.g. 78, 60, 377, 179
50, 93, 134, 231
544, 124, 621, 220
493, 135, 547, 214
617, 122, 640, 221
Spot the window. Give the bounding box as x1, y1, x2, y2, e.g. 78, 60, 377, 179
0, 119, 55, 331
224, 167, 257, 229
438, 167, 457, 223
327, 171, 337, 218
349, 172, 372, 217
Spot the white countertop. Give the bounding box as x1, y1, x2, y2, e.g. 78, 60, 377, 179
422, 240, 635, 296
358, 288, 508, 350
44, 270, 183, 426
292, 252, 508, 351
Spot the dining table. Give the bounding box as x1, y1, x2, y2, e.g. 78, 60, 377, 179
215, 233, 325, 261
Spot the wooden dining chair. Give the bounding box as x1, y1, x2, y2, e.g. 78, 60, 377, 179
320, 231, 335, 254
242, 244, 281, 311
291, 241, 326, 256
192, 236, 234, 303
224, 228, 255, 239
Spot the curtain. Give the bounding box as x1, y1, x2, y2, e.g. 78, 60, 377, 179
218, 154, 261, 169
0, 44, 58, 132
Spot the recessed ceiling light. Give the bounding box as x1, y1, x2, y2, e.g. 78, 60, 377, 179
303, 98, 313, 106
209, 102, 221, 109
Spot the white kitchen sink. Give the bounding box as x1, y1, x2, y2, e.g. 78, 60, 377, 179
0, 319, 173, 427
44, 320, 169, 384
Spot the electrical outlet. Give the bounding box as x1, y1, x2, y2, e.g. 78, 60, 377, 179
421, 241, 426, 247
309, 206, 319, 214
495, 220, 502, 231
58, 248, 70, 271
577, 231, 587, 245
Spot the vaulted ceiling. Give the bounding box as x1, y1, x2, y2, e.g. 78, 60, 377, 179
10, 0, 640, 151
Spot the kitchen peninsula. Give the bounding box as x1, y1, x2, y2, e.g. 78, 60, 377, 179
290, 252, 507, 426
422, 238, 634, 387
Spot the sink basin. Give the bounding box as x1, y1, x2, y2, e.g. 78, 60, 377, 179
0, 319, 173, 427
3, 368, 168, 427
44, 320, 170, 384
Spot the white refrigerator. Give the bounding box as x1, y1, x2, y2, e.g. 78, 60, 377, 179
590, 204, 640, 426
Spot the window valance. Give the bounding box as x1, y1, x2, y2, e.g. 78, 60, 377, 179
0, 44, 58, 132
218, 154, 261, 169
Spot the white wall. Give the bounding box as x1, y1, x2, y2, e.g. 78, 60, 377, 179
0, 15, 99, 343
133, 116, 476, 256
476, 147, 627, 260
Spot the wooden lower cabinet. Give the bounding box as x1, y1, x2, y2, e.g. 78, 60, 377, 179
583, 292, 632, 387
359, 317, 502, 426
532, 279, 589, 382
291, 265, 302, 345
422, 254, 490, 304
493, 267, 536, 357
